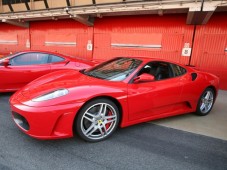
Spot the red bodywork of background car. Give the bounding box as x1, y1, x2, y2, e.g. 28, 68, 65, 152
10, 57, 219, 140
0, 50, 95, 92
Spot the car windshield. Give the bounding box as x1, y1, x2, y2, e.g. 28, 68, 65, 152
83, 57, 142, 81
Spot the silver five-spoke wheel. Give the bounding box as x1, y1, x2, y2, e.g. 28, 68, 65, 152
200, 90, 214, 113
196, 88, 215, 116
76, 99, 119, 142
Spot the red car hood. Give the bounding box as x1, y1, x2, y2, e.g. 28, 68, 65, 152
16, 69, 104, 101
11, 69, 128, 107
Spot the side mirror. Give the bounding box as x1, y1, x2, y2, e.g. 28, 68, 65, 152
3, 59, 9, 67
133, 73, 155, 83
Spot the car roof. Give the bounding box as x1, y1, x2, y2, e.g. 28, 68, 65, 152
15, 50, 67, 57
9, 50, 95, 65
120, 56, 192, 70
121, 56, 177, 64
9, 50, 80, 61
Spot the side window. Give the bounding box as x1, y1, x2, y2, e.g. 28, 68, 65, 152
138, 62, 173, 81
50, 55, 65, 63
10, 53, 49, 66
171, 64, 187, 77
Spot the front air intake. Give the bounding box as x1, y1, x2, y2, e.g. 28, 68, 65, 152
12, 112, 30, 131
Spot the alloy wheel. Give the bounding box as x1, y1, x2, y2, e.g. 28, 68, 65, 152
78, 101, 119, 141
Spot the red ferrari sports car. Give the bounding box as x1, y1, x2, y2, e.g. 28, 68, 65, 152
10, 57, 219, 142
0, 51, 95, 92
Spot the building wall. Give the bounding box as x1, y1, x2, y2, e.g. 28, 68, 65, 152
29, 20, 94, 60
0, 13, 226, 89
0, 23, 29, 54
191, 13, 227, 89
93, 14, 194, 65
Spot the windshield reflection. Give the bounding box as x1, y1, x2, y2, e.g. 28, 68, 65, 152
83, 57, 142, 81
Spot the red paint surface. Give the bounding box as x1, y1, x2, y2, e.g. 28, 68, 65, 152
0, 23, 29, 54
10, 57, 219, 139
93, 15, 194, 65
0, 50, 95, 92
0, 13, 226, 89
191, 13, 227, 89
30, 20, 94, 60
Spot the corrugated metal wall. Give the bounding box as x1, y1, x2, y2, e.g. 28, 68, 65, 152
191, 13, 227, 89
93, 15, 194, 65
0, 20, 94, 60
0, 23, 29, 55
0, 13, 226, 89
30, 20, 94, 60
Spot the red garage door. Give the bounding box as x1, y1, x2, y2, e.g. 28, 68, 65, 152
191, 13, 227, 90
93, 15, 194, 65
30, 20, 93, 60
0, 23, 29, 55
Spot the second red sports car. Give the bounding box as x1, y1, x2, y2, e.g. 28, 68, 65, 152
0, 50, 95, 92
10, 57, 219, 142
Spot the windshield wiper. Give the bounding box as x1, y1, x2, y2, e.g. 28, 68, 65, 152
85, 71, 99, 78
79, 69, 86, 73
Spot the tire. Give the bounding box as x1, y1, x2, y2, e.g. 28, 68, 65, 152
75, 98, 119, 142
195, 88, 215, 116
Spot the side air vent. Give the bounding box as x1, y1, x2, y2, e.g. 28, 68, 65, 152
191, 73, 197, 81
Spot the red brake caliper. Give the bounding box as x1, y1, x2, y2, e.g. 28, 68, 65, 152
105, 110, 112, 129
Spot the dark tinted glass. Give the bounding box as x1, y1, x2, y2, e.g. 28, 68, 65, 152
171, 64, 186, 76
139, 62, 173, 80
84, 57, 142, 81
50, 55, 65, 63
10, 53, 49, 66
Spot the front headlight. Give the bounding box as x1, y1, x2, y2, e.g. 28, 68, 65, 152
32, 89, 69, 102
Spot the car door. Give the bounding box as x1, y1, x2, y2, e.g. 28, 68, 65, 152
127, 61, 184, 121
1, 52, 51, 91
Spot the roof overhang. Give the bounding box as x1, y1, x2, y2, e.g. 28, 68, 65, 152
1, 18, 29, 28
0, 0, 226, 27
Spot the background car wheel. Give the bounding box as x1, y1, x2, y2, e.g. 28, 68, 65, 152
195, 87, 215, 116
75, 98, 119, 142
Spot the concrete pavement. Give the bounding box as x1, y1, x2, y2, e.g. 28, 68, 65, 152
152, 90, 227, 140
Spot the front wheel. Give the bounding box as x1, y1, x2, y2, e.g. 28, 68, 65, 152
75, 98, 119, 142
195, 88, 215, 116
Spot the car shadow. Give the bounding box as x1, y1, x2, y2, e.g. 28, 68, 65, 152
0, 92, 14, 97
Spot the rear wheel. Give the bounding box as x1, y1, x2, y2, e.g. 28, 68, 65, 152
75, 98, 119, 142
195, 88, 215, 116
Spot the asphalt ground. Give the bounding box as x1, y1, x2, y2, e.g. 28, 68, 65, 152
0, 93, 227, 170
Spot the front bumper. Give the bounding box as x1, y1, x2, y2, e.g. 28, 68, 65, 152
10, 102, 82, 139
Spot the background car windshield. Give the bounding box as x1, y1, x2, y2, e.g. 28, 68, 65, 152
84, 58, 142, 81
